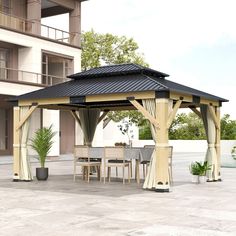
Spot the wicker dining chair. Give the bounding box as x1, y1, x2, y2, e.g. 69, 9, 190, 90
74, 145, 101, 182
103, 146, 131, 184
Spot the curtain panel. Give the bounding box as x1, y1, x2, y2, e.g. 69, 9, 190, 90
200, 105, 218, 181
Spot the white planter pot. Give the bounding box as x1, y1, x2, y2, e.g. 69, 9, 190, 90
199, 176, 206, 184
191, 175, 199, 183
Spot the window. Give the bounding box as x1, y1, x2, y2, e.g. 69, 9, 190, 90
0, 0, 11, 14
42, 53, 73, 86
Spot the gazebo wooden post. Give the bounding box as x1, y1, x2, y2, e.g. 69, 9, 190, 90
155, 98, 170, 192
216, 107, 221, 180
13, 107, 20, 181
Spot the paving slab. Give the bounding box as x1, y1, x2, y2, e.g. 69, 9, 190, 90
0, 153, 236, 236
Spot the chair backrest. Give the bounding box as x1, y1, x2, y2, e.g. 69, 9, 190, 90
74, 145, 90, 161
104, 147, 125, 161
144, 145, 155, 148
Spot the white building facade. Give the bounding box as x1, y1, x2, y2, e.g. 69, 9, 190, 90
0, 0, 84, 156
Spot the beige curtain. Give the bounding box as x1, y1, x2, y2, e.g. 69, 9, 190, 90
19, 107, 33, 181
78, 108, 101, 146
200, 105, 218, 181
142, 99, 158, 189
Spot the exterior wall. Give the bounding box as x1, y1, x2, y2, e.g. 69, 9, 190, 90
42, 109, 60, 156
11, 0, 27, 19
0, 81, 42, 96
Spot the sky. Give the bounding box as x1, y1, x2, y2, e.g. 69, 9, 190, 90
44, 0, 236, 119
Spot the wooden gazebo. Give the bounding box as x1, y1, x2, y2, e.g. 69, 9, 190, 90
11, 63, 228, 192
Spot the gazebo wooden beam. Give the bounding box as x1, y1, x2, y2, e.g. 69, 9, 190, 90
86, 91, 155, 103
189, 107, 202, 119
167, 100, 182, 128
70, 110, 81, 126
19, 97, 70, 106
16, 105, 38, 130
98, 111, 109, 124
129, 99, 159, 128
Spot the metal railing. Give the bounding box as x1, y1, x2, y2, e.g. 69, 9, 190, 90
0, 67, 68, 86
0, 11, 77, 45
41, 24, 75, 44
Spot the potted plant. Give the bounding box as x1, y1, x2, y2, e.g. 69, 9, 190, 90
196, 161, 211, 183
231, 146, 236, 160
189, 162, 200, 183
30, 125, 56, 181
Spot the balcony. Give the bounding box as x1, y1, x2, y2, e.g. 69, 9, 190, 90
0, 67, 69, 86
0, 11, 77, 46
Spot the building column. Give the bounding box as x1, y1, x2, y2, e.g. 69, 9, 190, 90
13, 107, 20, 181
27, 0, 41, 34
69, 1, 81, 46
155, 98, 170, 192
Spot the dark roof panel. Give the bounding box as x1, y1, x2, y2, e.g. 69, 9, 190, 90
16, 74, 167, 100
13, 63, 228, 103
68, 63, 169, 79
15, 73, 228, 103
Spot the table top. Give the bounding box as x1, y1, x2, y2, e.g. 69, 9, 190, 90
87, 147, 154, 161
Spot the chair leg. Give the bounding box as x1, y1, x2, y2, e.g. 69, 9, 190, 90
128, 164, 131, 183
73, 162, 76, 181
130, 161, 132, 178
122, 166, 125, 184
104, 161, 106, 184
136, 160, 140, 184
96, 166, 100, 181
87, 166, 90, 183
143, 164, 146, 179
82, 167, 85, 180
99, 165, 102, 182
108, 167, 111, 182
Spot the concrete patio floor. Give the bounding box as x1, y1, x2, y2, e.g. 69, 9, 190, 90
0, 153, 236, 236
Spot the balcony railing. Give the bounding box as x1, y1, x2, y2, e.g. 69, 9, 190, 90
0, 67, 69, 86
0, 11, 77, 46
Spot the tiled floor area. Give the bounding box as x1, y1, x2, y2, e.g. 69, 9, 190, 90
0, 153, 236, 236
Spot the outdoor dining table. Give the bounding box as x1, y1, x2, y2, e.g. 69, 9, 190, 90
87, 147, 154, 183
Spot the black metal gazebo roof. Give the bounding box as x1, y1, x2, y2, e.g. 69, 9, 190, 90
15, 63, 227, 104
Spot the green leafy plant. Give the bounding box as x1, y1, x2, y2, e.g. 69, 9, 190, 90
189, 161, 211, 176
189, 162, 200, 175
30, 125, 56, 168
196, 161, 211, 176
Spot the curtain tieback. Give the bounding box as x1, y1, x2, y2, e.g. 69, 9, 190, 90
215, 144, 220, 147
208, 144, 215, 148
13, 144, 21, 148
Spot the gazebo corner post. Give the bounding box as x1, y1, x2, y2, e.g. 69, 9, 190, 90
216, 107, 221, 181
13, 106, 20, 181
155, 98, 170, 192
